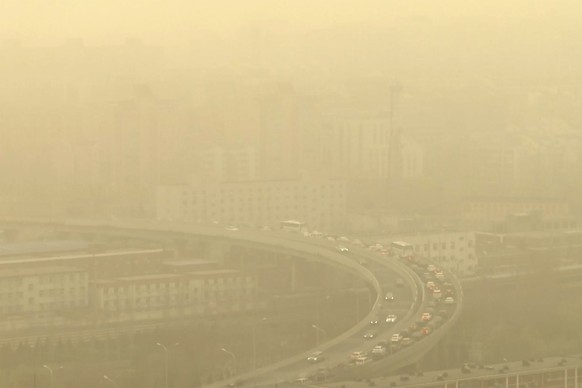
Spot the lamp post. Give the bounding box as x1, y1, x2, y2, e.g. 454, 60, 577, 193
221, 348, 237, 374
156, 342, 169, 388
311, 324, 327, 347
43, 365, 53, 387
103, 375, 118, 388
252, 317, 268, 370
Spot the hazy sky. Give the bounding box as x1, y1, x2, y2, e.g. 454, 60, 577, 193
2, 0, 580, 45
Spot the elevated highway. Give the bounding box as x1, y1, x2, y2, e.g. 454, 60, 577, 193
0, 218, 464, 385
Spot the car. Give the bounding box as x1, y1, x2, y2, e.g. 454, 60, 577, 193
224, 225, 239, 231
363, 330, 376, 340
337, 236, 350, 242
307, 351, 324, 363
354, 356, 371, 365
371, 345, 387, 356
435, 271, 445, 280
370, 317, 380, 325
421, 312, 432, 321
426, 281, 436, 290
432, 288, 442, 299
421, 326, 431, 335
337, 245, 349, 252
401, 337, 413, 346
444, 296, 455, 304
391, 333, 402, 343
385, 314, 397, 323
427, 264, 436, 272
350, 351, 366, 361
384, 292, 395, 301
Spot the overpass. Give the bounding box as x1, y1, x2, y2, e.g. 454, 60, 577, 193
0, 218, 464, 385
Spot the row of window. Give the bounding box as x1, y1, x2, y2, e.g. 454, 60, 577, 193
413, 240, 474, 252
101, 290, 255, 309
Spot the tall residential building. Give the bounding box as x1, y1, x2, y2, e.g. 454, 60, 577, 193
197, 146, 260, 183
156, 179, 347, 232
322, 110, 396, 180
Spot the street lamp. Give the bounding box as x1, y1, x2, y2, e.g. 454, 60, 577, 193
311, 324, 327, 347
43, 365, 54, 387
156, 342, 169, 388
221, 348, 237, 373
103, 375, 118, 388
252, 317, 268, 370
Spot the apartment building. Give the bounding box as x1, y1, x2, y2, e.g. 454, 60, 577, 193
156, 179, 347, 232
0, 266, 88, 316
92, 269, 258, 323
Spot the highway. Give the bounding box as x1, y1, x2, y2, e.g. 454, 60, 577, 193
0, 218, 464, 386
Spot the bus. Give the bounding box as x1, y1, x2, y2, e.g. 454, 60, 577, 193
391, 241, 414, 259
280, 220, 308, 234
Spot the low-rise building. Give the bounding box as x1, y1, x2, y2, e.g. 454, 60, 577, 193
462, 196, 574, 232
0, 266, 88, 316
380, 231, 477, 276
91, 269, 259, 323
156, 178, 347, 232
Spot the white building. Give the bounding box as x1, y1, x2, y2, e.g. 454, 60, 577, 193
323, 111, 394, 179
381, 231, 477, 276
400, 137, 424, 179
91, 269, 258, 323
156, 179, 347, 232
0, 266, 89, 316
198, 146, 260, 183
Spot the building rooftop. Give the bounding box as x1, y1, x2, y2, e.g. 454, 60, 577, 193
0, 240, 89, 257
0, 266, 85, 279
113, 273, 183, 282
0, 248, 165, 266
163, 259, 218, 267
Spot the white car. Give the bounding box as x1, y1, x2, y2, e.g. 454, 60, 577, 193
444, 296, 455, 304
307, 351, 324, 363
385, 314, 397, 323
363, 330, 376, 340
350, 351, 366, 361
391, 333, 402, 343
371, 345, 387, 356
337, 246, 349, 252
224, 225, 239, 231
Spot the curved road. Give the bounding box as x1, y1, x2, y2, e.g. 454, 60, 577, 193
0, 218, 463, 386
